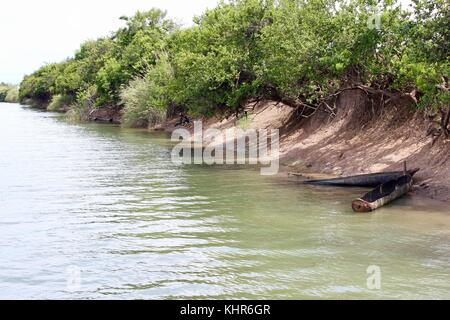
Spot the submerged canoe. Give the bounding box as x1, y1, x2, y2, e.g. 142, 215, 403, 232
352, 175, 413, 213
302, 169, 419, 187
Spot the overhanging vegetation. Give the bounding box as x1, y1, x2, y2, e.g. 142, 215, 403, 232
18, 0, 449, 134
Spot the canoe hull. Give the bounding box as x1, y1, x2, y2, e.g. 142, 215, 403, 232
352, 175, 413, 213
303, 169, 419, 188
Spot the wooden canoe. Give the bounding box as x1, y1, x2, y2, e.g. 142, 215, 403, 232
302, 169, 419, 187
352, 175, 413, 213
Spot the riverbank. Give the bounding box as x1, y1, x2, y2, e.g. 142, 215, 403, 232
22, 93, 450, 203
162, 90, 450, 203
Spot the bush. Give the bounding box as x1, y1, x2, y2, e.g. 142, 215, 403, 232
120, 54, 173, 128
19, 63, 60, 103
19, 9, 175, 109
66, 107, 83, 123
47, 94, 74, 112
66, 85, 98, 122
5, 87, 19, 103
169, 0, 269, 116
0, 83, 19, 103
0, 84, 9, 102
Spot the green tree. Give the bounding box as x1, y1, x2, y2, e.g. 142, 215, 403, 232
170, 0, 273, 116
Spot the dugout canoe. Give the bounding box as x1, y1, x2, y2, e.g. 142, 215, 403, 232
351, 175, 413, 213
301, 169, 419, 187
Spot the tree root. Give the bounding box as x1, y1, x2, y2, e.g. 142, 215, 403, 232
428, 107, 450, 145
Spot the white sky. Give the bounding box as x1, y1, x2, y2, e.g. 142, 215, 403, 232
0, 0, 219, 84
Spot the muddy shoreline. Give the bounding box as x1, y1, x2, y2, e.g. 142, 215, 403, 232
161, 92, 450, 203
22, 95, 450, 203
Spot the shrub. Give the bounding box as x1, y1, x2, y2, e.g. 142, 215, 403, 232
120, 54, 173, 128
5, 87, 19, 103
0, 83, 19, 103
169, 0, 269, 116
47, 94, 74, 112
19, 63, 60, 103
66, 107, 83, 123
0, 85, 9, 102
66, 85, 97, 122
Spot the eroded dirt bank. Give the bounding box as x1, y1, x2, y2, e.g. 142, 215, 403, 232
165, 89, 450, 202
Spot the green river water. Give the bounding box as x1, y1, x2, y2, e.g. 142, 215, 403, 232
0, 103, 449, 299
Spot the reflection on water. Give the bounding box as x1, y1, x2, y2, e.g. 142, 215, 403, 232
0, 103, 449, 299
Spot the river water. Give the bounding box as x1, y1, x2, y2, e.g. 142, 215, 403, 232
0, 103, 449, 299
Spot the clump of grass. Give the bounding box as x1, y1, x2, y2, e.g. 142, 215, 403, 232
47, 94, 74, 112
120, 76, 167, 128
65, 105, 84, 122
120, 55, 172, 128
66, 86, 97, 122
